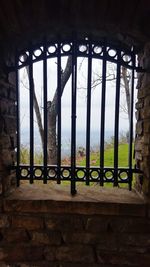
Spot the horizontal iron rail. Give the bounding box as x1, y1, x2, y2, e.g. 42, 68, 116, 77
14, 165, 143, 181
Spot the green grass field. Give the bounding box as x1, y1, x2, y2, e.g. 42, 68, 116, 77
20, 142, 135, 188
78, 143, 132, 168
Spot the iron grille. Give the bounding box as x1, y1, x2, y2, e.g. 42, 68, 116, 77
15, 37, 142, 195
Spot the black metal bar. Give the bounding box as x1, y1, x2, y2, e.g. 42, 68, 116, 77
128, 54, 135, 190
100, 45, 107, 186
57, 41, 62, 184
86, 42, 92, 186
15, 51, 20, 187
114, 49, 121, 187
43, 39, 48, 183
71, 40, 77, 195
29, 47, 34, 184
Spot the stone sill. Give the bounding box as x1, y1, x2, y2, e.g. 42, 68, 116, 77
1, 183, 148, 217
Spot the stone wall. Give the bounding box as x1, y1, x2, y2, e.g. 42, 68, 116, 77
0, 56, 16, 196
0, 197, 149, 267
135, 43, 150, 196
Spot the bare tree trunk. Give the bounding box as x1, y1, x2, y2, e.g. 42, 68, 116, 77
25, 65, 44, 149
47, 101, 57, 164
25, 56, 72, 165
47, 56, 72, 164
121, 66, 130, 123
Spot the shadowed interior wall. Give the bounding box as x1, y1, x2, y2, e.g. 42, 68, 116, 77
0, 1, 150, 266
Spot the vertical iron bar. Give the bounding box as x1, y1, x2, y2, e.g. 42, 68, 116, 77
43, 39, 48, 183
100, 45, 107, 186
57, 41, 61, 184
86, 42, 92, 186
15, 52, 20, 186
29, 47, 34, 184
114, 49, 121, 187
128, 53, 135, 190
71, 40, 77, 195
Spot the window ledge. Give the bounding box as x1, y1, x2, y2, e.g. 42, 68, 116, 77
1, 184, 148, 217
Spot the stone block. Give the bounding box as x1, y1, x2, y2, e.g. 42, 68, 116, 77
0, 99, 8, 115
8, 86, 16, 101
0, 116, 6, 134
96, 251, 150, 265
144, 108, 150, 118
134, 139, 143, 151
142, 145, 150, 156
60, 263, 103, 267
118, 233, 150, 247
0, 215, 10, 228
2, 228, 29, 243
44, 247, 57, 261
0, 87, 8, 99
135, 151, 143, 161
135, 110, 139, 120
3, 199, 146, 217
7, 262, 58, 267
141, 178, 150, 195
1, 149, 13, 166
4, 117, 16, 134
0, 135, 10, 149
55, 245, 95, 263
0, 246, 44, 261
8, 72, 16, 86
11, 215, 44, 230
135, 110, 144, 120
62, 232, 118, 250
135, 100, 144, 110
45, 215, 84, 231
136, 121, 143, 135
86, 216, 150, 233
144, 95, 150, 106
86, 216, 110, 232
30, 230, 61, 245
144, 120, 150, 133
143, 135, 150, 144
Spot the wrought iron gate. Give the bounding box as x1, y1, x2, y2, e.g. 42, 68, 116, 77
15, 37, 142, 194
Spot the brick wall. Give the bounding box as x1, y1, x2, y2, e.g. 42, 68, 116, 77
135, 43, 150, 196
0, 198, 149, 267
0, 56, 16, 196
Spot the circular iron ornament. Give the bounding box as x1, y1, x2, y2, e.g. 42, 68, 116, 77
19, 51, 29, 64
47, 45, 57, 54
122, 53, 132, 64
107, 48, 117, 58
61, 168, 70, 179
90, 169, 100, 180
79, 44, 88, 53
104, 170, 114, 181
92, 45, 102, 55
33, 47, 43, 58
118, 170, 128, 181
33, 167, 43, 178
76, 169, 86, 179
20, 167, 29, 178
61, 43, 72, 53
48, 168, 57, 179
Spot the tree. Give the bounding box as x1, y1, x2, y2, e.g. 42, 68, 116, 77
23, 52, 132, 165
25, 55, 72, 164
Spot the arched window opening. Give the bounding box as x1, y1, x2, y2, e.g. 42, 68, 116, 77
15, 37, 142, 195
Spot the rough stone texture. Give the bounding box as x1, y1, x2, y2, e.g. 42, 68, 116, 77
0, 187, 149, 266
135, 42, 150, 196
0, 57, 16, 196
